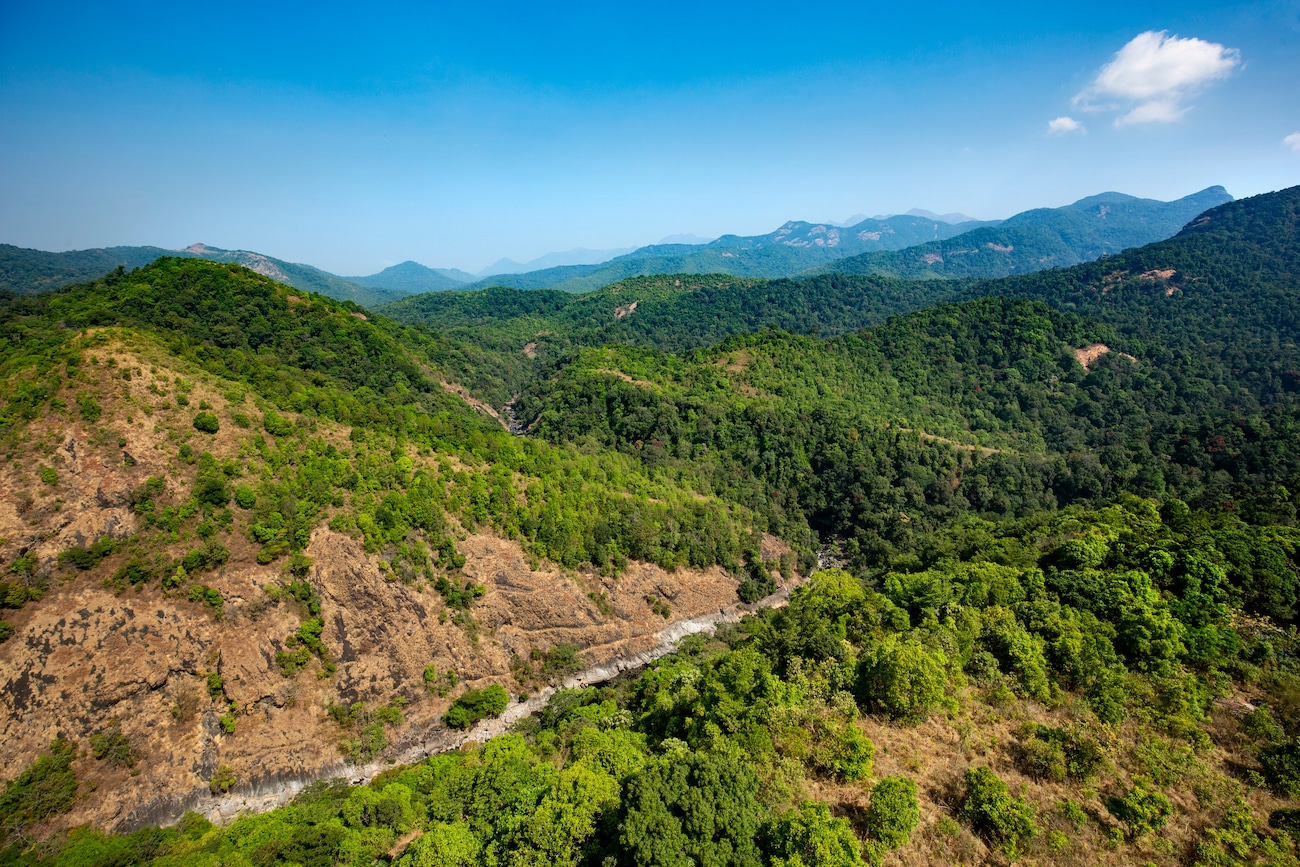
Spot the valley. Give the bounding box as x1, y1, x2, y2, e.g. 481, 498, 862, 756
0, 187, 1298, 867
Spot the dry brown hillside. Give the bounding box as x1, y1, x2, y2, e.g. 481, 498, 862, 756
0, 332, 787, 836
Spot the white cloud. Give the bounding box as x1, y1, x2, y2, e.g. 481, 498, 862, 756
1047, 116, 1086, 136
1075, 30, 1239, 127
1286, 132, 1300, 152
1116, 99, 1187, 127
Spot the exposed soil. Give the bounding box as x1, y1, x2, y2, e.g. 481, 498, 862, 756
0, 332, 794, 837
1073, 343, 1138, 371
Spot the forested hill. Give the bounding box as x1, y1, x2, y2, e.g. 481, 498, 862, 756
0, 244, 178, 294
376, 272, 971, 406
0, 243, 402, 308
345, 260, 475, 294
453, 187, 1228, 293
824, 185, 1232, 281
509, 188, 1300, 541
381, 186, 1285, 411
963, 184, 1300, 386
4, 191, 1300, 867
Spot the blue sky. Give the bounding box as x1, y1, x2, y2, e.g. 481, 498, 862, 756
2, 1, 1298, 274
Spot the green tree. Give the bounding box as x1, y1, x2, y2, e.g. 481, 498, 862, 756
856, 636, 948, 721
863, 775, 919, 851
396, 823, 481, 867
0, 739, 79, 836
444, 683, 510, 730
1107, 780, 1173, 839
511, 762, 620, 867
618, 749, 764, 867
764, 800, 866, 867
193, 411, 220, 433
958, 766, 1038, 857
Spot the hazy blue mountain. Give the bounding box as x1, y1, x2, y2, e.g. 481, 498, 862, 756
477, 246, 638, 277
902, 208, 979, 223
0, 242, 405, 307
658, 233, 716, 245
0, 244, 179, 294
826, 186, 1233, 280
462, 214, 994, 293
348, 260, 475, 293
706, 213, 989, 255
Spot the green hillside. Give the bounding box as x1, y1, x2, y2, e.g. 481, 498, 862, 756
0, 258, 756, 576
378, 273, 976, 407
824, 186, 1232, 280
0, 244, 178, 294
3, 188, 1300, 867
346, 260, 475, 293
0, 243, 404, 308
456, 187, 1227, 294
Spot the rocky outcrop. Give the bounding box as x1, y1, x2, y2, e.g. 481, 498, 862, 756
2, 520, 784, 835
0, 335, 793, 837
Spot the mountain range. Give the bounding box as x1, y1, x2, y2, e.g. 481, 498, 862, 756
0, 186, 1233, 306
824, 186, 1233, 280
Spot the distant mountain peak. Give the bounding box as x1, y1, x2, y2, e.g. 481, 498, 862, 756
658, 233, 715, 246
867, 209, 979, 225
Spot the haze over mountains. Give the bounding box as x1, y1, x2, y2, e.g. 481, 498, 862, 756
0, 186, 1231, 304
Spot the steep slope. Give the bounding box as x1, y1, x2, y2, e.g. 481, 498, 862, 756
826, 186, 1233, 280
506, 185, 1300, 565
0, 260, 776, 836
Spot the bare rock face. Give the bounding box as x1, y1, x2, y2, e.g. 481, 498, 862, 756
0, 337, 791, 837
0, 522, 763, 835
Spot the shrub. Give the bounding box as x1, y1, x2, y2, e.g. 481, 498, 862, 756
424, 664, 457, 697
810, 716, 874, 783
89, 725, 134, 768
856, 636, 948, 721
1241, 707, 1285, 744
444, 684, 510, 730
958, 766, 1038, 856
738, 574, 777, 604
75, 393, 102, 422
39, 466, 57, 486
263, 410, 294, 438
0, 739, 79, 833
342, 723, 388, 763
189, 584, 225, 619
58, 536, 118, 571
1260, 738, 1300, 798
209, 765, 236, 795
1018, 725, 1104, 782
233, 484, 256, 509
765, 800, 865, 867
542, 643, 584, 680
192, 412, 219, 434
0, 621, 12, 642
1018, 737, 1068, 782
864, 775, 920, 851
112, 557, 155, 588
1106, 780, 1172, 839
